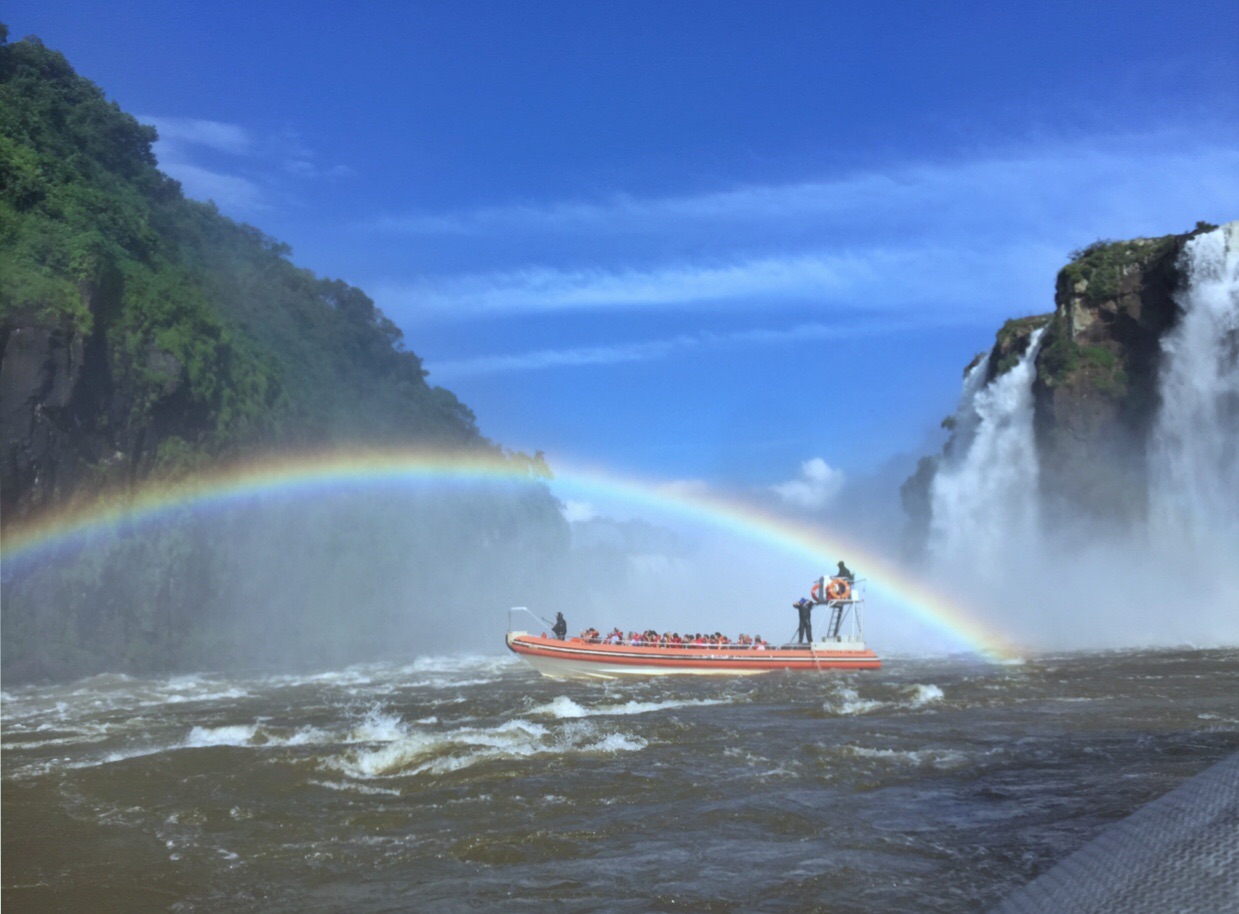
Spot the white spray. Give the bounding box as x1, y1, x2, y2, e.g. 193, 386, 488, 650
1149, 221, 1239, 544
929, 327, 1047, 576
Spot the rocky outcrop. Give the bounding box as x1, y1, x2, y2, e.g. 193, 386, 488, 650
1032, 230, 1197, 527
0, 285, 213, 519
902, 222, 1220, 554
0, 320, 87, 513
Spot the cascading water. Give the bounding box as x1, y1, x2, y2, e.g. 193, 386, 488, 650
928, 327, 1047, 574
1148, 221, 1239, 543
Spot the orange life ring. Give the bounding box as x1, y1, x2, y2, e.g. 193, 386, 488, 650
826, 578, 851, 601
810, 580, 823, 602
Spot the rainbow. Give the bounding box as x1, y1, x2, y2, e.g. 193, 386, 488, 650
0, 447, 1022, 660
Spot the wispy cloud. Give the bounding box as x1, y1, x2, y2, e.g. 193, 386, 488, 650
157, 162, 268, 213
371, 129, 1237, 323
382, 251, 878, 312
142, 115, 354, 215
147, 116, 253, 155
429, 322, 865, 379
377, 239, 1060, 324
144, 115, 266, 213
370, 129, 1238, 240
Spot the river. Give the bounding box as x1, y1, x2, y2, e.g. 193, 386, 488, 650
4, 647, 1238, 912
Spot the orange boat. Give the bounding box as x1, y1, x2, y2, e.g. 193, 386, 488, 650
505, 578, 880, 680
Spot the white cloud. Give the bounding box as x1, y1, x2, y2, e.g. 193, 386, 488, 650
771, 458, 846, 510
561, 500, 597, 523
156, 161, 268, 214
145, 116, 253, 155
142, 115, 267, 214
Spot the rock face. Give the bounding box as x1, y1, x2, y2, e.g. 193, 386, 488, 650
0, 284, 211, 518
0, 321, 87, 515
1033, 232, 1190, 527
903, 222, 1221, 553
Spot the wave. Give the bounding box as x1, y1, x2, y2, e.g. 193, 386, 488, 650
307, 778, 402, 797
822, 682, 945, 716
527, 695, 730, 719
325, 717, 646, 780
844, 744, 970, 768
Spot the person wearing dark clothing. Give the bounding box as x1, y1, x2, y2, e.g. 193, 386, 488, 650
551, 612, 567, 641
836, 560, 854, 582
794, 597, 813, 643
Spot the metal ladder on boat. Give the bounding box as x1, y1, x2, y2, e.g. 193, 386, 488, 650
826, 601, 845, 639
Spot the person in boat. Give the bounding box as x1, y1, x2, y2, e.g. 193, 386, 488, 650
794, 597, 814, 643
836, 560, 854, 581
552, 612, 568, 640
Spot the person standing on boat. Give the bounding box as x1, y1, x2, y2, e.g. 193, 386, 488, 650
552, 612, 567, 640
794, 597, 814, 643
836, 560, 854, 581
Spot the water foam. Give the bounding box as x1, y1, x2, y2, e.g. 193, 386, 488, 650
186, 724, 259, 747
326, 715, 646, 780
845, 745, 970, 768
909, 683, 945, 707
529, 695, 728, 719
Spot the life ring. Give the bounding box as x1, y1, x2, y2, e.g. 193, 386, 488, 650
810, 580, 823, 602
826, 578, 851, 601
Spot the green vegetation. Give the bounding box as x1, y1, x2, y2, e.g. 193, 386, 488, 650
993, 314, 1052, 375
1060, 234, 1178, 306
0, 30, 481, 474
1036, 317, 1129, 395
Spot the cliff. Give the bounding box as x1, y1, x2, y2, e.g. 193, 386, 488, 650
0, 30, 483, 521
903, 222, 1219, 553
1032, 232, 1196, 526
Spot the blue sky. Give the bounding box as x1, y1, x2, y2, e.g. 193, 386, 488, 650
8, 1, 1239, 513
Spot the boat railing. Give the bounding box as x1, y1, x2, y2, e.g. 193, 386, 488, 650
507, 605, 553, 634
573, 637, 776, 650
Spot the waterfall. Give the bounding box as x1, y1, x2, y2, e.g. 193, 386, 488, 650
1149, 222, 1239, 543
929, 327, 1047, 572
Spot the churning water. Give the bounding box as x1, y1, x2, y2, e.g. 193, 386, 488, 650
4, 649, 1238, 912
